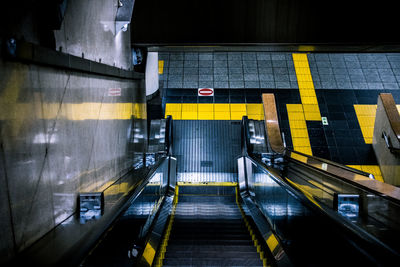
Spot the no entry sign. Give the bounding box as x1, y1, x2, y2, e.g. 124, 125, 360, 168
198, 88, 214, 96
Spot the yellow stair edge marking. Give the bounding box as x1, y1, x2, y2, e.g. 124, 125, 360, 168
235, 187, 270, 267
158, 60, 164, 74
153, 186, 179, 266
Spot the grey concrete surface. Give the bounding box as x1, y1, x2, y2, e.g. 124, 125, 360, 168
54, 0, 132, 69
0, 59, 146, 263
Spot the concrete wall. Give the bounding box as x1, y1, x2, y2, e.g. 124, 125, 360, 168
0, 60, 146, 263
54, 0, 132, 69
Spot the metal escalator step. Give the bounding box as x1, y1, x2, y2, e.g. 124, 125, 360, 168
164, 251, 260, 259
169, 234, 252, 241
163, 258, 263, 266
167, 239, 254, 246
163, 245, 257, 252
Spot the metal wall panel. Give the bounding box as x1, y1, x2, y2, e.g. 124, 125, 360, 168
173, 120, 241, 183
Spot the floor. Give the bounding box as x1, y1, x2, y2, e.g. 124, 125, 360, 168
158, 51, 400, 181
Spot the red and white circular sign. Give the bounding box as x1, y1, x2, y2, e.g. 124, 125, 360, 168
198, 88, 214, 96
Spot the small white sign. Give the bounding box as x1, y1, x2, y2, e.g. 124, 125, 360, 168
198, 88, 214, 96
322, 117, 329, 125
108, 88, 121, 96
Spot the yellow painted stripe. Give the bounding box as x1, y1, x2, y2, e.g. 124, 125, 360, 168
353, 104, 377, 144
158, 60, 164, 74
286, 104, 312, 156
153, 186, 179, 267
235, 187, 269, 267
292, 53, 321, 121
347, 165, 384, 182
165, 103, 265, 121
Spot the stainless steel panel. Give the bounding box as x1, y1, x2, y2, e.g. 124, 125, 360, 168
173, 120, 241, 183
0, 59, 146, 262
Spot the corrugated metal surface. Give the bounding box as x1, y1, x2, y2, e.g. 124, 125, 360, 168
173, 120, 241, 182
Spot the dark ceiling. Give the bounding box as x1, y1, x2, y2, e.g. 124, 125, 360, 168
131, 0, 400, 44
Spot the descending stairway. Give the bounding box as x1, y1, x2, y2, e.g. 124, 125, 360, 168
161, 187, 264, 267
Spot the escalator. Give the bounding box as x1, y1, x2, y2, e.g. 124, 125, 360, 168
81, 111, 400, 266
159, 185, 265, 267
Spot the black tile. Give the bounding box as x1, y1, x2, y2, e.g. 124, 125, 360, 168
337, 147, 358, 165
214, 89, 229, 96
214, 96, 229, 103
343, 104, 356, 112
347, 119, 360, 129
230, 89, 245, 96
325, 136, 336, 147
335, 136, 353, 146
354, 145, 377, 165
182, 96, 197, 103
246, 95, 262, 103
330, 120, 349, 129
278, 112, 289, 122
166, 96, 182, 103
324, 129, 334, 138
198, 97, 213, 103
333, 129, 349, 137
327, 104, 344, 113
308, 128, 325, 137
312, 147, 331, 160
329, 112, 346, 120
230, 96, 245, 103
306, 121, 323, 129
279, 120, 290, 130
245, 89, 261, 96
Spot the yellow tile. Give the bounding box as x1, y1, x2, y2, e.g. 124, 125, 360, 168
364, 137, 373, 144
214, 112, 231, 120
230, 111, 247, 120
246, 104, 263, 115
396, 105, 400, 113
198, 112, 214, 120
303, 104, 320, 113
295, 146, 313, 155
198, 104, 214, 112
286, 104, 304, 113
292, 137, 311, 147
182, 103, 198, 112
288, 112, 305, 121
301, 96, 318, 105
292, 129, 309, 138
292, 53, 308, 61
214, 104, 230, 112
165, 103, 182, 112
289, 120, 307, 129
230, 104, 246, 112
304, 112, 321, 121
247, 114, 264, 120
374, 175, 384, 182
181, 111, 197, 120
158, 60, 164, 74
165, 111, 181, 120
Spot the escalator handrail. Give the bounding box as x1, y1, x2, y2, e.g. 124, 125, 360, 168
244, 155, 400, 259
285, 149, 373, 178
241, 116, 400, 205
284, 149, 400, 205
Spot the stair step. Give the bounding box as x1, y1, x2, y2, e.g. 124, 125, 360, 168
167, 239, 254, 246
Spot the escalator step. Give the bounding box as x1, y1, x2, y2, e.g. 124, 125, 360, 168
164, 251, 260, 258
163, 245, 257, 252
163, 258, 263, 266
